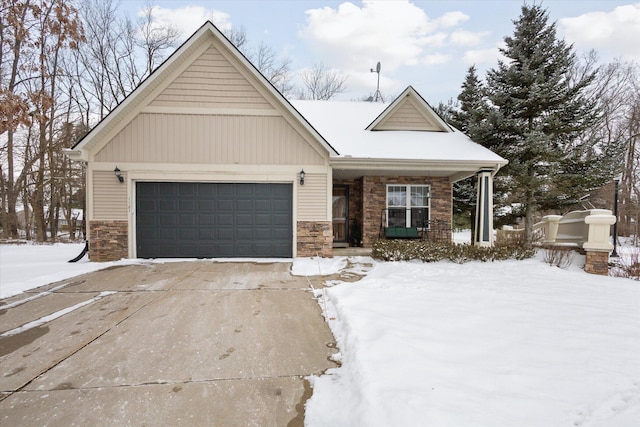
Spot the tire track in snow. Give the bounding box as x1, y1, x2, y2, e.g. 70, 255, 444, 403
1, 291, 116, 337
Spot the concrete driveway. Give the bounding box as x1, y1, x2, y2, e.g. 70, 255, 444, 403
0, 261, 337, 426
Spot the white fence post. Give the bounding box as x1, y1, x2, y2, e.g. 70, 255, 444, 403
541, 215, 562, 244
583, 213, 616, 275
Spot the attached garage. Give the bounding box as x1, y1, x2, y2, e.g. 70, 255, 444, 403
65, 22, 338, 261
136, 182, 293, 258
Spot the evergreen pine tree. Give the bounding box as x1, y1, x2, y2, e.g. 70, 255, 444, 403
450, 66, 486, 234
484, 4, 601, 244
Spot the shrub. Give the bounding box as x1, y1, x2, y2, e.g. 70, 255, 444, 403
610, 247, 640, 280
543, 246, 575, 269
371, 240, 536, 263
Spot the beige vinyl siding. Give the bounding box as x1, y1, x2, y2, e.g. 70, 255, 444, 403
93, 170, 128, 220
297, 173, 328, 221
95, 113, 326, 165
150, 45, 271, 109
376, 100, 443, 131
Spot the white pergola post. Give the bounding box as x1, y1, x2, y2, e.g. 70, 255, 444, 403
474, 169, 494, 247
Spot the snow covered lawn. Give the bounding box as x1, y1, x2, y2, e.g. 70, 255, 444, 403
0, 243, 131, 299
299, 255, 640, 427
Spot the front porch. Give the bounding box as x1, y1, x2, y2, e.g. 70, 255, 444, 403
332, 175, 453, 249
331, 170, 496, 249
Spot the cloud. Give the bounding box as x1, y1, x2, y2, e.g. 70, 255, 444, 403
436, 11, 469, 28
450, 30, 488, 47
422, 53, 451, 66
462, 43, 506, 66
141, 5, 233, 41
559, 3, 640, 61
298, 0, 470, 72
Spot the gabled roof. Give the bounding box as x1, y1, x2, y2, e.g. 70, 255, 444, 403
66, 21, 337, 161
291, 87, 506, 167
366, 86, 452, 132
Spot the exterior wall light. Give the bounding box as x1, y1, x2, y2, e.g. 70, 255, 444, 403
299, 169, 305, 186
114, 166, 124, 183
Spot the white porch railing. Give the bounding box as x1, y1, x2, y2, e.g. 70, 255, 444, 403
498, 209, 616, 251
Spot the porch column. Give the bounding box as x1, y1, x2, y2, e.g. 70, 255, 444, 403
474, 169, 494, 247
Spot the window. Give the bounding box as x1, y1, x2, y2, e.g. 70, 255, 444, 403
386, 184, 430, 228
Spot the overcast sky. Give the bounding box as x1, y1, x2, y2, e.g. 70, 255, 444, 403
121, 0, 640, 104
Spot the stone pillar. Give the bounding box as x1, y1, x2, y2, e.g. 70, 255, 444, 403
474, 170, 494, 247
297, 221, 333, 257
584, 251, 610, 275
89, 220, 128, 261
583, 213, 616, 275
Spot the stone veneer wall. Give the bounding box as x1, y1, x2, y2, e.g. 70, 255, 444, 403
89, 220, 128, 262
297, 221, 333, 257
361, 176, 452, 247
584, 251, 610, 275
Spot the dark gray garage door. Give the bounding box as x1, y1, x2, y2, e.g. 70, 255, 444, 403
136, 182, 292, 258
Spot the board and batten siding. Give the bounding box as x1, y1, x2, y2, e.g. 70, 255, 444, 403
376, 101, 439, 131
297, 173, 328, 221
94, 113, 326, 165
92, 170, 128, 220
150, 45, 271, 109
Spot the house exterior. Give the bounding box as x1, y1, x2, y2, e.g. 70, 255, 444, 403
65, 21, 507, 262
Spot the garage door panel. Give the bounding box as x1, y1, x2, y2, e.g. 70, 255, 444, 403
136, 182, 292, 258
218, 228, 234, 240
255, 199, 270, 210
199, 228, 215, 240
198, 200, 214, 211
179, 214, 196, 226
236, 214, 253, 225
236, 199, 253, 211
217, 199, 234, 211
255, 214, 271, 226
198, 214, 214, 225
179, 200, 196, 211
179, 183, 197, 196
236, 228, 254, 240
273, 199, 291, 211
217, 214, 234, 226
159, 215, 177, 226
271, 228, 291, 239
254, 228, 272, 239
272, 213, 291, 226
158, 183, 178, 196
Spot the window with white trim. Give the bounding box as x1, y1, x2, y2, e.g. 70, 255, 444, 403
386, 184, 430, 228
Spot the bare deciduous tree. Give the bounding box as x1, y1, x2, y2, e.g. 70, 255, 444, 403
1, 0, 84, 240
297, 62, 347, 100
136, 3, 180, 78
222, 26, 294, 98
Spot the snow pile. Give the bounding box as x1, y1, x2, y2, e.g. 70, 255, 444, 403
291, 257, 348, 276
306, 256, 640, 427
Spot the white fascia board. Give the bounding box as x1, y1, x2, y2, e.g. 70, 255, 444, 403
330, 157, 507, 172
62, 148, 88, 162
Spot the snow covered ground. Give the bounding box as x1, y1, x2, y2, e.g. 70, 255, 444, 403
297, 254, 640, 427
2, 243, 638, 426
0, 243, 289, 299
0, 243, 130, 299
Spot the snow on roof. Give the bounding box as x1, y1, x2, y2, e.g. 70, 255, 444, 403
291, 100, 506, 164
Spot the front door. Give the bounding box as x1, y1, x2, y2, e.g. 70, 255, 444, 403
332, 186, 349, 247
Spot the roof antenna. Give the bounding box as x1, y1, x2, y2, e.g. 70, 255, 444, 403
370, 61, 383, 102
